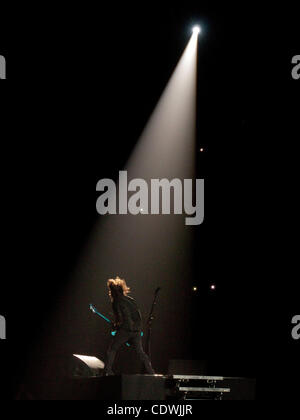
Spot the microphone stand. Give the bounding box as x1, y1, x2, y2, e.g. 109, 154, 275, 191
145, 287, 161, 360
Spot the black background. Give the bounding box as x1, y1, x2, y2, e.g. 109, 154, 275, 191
0, 2, 299, 400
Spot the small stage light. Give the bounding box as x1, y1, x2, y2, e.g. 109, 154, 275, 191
200, 148, 204, 153
193, 287, 198, 292
210, 285, 216, 290
193, 26, 201, 35
72, 355, 105, 377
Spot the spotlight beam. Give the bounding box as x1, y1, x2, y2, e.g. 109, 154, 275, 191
42, 28, 201, 376
125, 30, 199, 180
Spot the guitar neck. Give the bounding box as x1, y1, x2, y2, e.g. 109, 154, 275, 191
94, 310, 111, 324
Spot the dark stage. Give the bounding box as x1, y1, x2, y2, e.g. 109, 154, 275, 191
0, 2, 299, 403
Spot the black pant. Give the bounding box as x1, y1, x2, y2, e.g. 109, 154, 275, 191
104, 329, 155, 375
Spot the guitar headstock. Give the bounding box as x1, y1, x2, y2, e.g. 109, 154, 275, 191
89, 304, 97, 313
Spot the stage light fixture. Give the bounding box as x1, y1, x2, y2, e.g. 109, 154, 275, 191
72, 354, 105, 378
192, 26, 201, 35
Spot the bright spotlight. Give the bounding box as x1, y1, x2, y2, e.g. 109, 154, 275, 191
192, 26, 201, 35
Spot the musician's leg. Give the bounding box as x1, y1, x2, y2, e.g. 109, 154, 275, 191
104, 329, 129, 375
131, 333, 155, 374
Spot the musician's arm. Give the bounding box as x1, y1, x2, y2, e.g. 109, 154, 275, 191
112, 301, 122, 328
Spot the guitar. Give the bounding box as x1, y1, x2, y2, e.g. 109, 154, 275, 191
89, 304, 143, 347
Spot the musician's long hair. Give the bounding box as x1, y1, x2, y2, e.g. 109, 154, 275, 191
107, 276, 130, 301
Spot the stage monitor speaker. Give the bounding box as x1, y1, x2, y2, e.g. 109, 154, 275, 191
70, 375, 167, 400
71, 355, 105, 378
